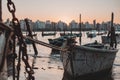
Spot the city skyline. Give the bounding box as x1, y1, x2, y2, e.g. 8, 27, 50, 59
2, 0, 120, 24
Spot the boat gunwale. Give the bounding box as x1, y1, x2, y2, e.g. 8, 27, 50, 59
74, 45, 118, 53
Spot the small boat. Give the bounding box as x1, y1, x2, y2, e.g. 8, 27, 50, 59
86, 30, 96, 38
48, 37, 67, 54
48, 37, 66, 45
97, 30, 107, 35
42, 31, 56, 37
61, 39, 118, 79
73, 33, 82, 37
48, 35, 76, 46
62, 13, 118, 79
60, 33, 67, 36
60, 32, 82, 37
48, 35, 76, 54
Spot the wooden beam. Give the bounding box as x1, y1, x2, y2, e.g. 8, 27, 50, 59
0, 0, 2, 22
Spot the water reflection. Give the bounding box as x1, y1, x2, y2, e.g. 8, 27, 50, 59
28, 32, 119, 80
48, 53, 63, 70
49, 48, 117, 80
49, 54, 61, 62
49, 53, 115, 80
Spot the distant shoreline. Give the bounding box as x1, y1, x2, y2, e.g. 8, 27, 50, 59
21, 29, 100, 32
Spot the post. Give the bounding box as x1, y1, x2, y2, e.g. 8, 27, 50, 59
63, 23, 65, 35
0, 0, 2, 22
111, 12, 114, 28
109, 12, 117, 48
110, 12, 114, 45
79, 14, 81, 45
70, 23, 72, 35
24, 19, 38, 56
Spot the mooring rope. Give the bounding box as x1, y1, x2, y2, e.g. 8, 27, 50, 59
24, 36, 68, 52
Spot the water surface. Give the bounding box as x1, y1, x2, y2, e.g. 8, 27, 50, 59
9, 31, 120, 80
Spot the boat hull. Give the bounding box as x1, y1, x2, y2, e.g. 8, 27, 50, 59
42, 33, 56, 36
87, 33, 96, 38
62, 45, 118, 79
62, 67, 112, 80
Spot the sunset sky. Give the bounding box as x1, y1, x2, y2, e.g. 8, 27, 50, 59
2, 0, 120, 24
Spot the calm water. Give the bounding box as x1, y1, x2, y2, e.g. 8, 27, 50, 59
9, 31, 120, 80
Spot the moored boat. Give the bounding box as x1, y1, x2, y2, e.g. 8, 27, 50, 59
86, 30, 97, 38
61, 39, 118, 79
48, 35, 76, 54
60, 33, 70, 36
73, 33, 82, 37
48, 37, 65, 54
42, 31, 56, 37
61, 12, 118, 79
60, 32, 82, 37
97, 30, 107, 35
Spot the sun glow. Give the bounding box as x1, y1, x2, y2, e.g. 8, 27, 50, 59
57, 16, 72, 24
2, 0, 120, 24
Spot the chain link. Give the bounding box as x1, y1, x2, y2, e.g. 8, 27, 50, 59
7, 0, 12, 4
7, 0, 35, 80
7, 1, 16, 13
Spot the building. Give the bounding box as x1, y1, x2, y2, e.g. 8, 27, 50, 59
57, 20, 67, 31
34, 20, 45, 31
69, 20, 78, 30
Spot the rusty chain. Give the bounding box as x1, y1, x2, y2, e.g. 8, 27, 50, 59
7, 0, 35, 80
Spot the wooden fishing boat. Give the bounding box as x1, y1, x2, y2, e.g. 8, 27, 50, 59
62, 11, 118, 79
60, 33, 67, 36
86, 30, 97, 38
60, 33, 82, 37
48, 35, 76, 54
73, 33, 82, 37
97, 30, 107, 35
48, 37, 68, 54
48, 34, 76, 45
42, 31, 56, 37
61, 39, 118, 79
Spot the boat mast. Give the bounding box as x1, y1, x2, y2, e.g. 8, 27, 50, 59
70, 22, 72, 35
79, 14, 81, 45
0, 0, 2, 22
63, 23, 65, 35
